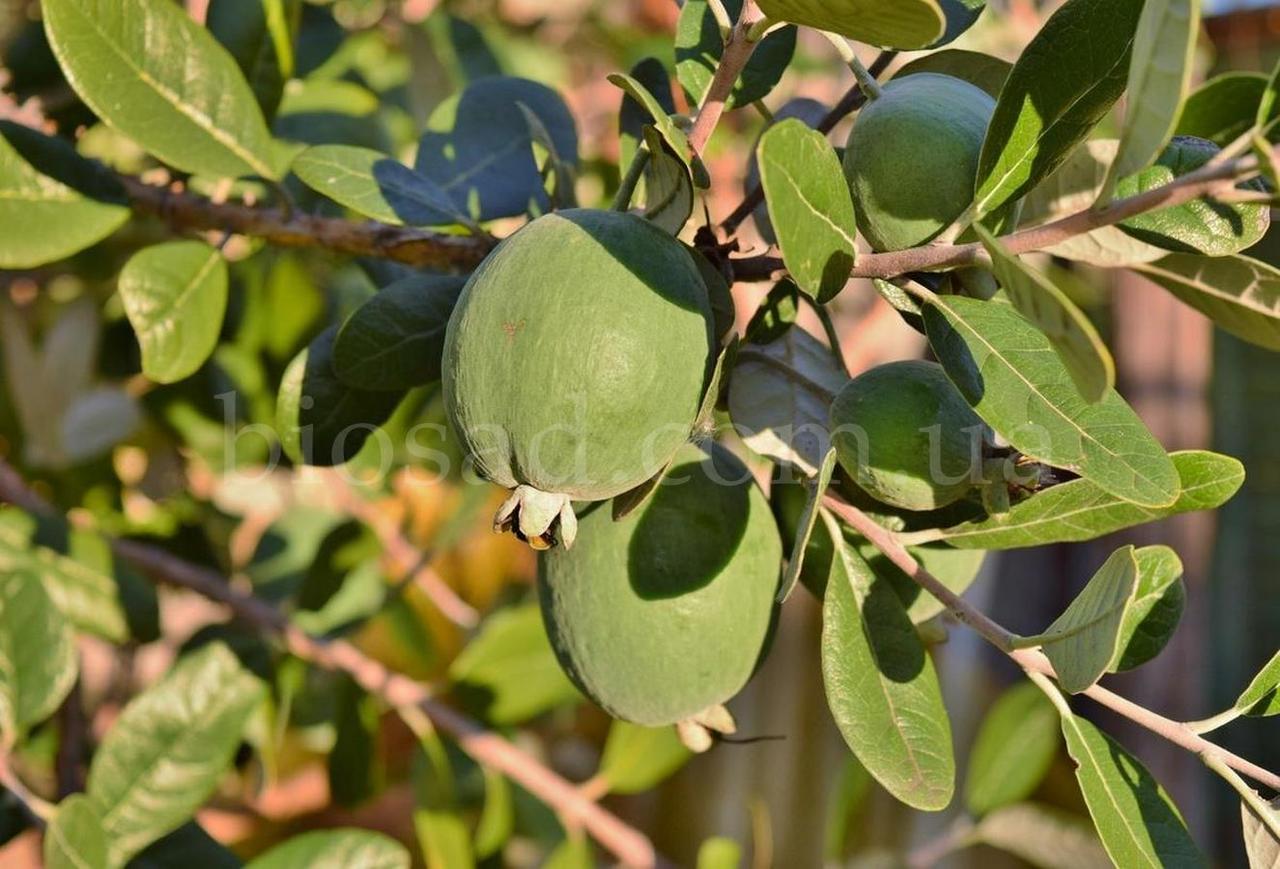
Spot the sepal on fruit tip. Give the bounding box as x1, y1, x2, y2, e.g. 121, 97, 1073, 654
493, 485, 577, 550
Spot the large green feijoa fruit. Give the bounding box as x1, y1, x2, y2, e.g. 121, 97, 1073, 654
443, 209, 714, 549
844, 73, 995, 251
830, 360, 986, 511
538, 443, 782, 727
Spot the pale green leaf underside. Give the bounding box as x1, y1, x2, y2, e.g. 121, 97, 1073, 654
0, 569, 77, 740
976, 225, 1114, 402
1103, 0, 1200, 195
1060, 714, 1203, 867
917, 451, 1242, 550
1236, 651, 1280, 717
86, 643, 264, 866
44, 795, 108, 869
973, 802, 1110, 869
42, 0, 279, 180
292, 145, 468, 227
1134, 254, 1280, 351
119, 241, 228, 384
1040, 546, 1139, 694
778, 447, 837, 603
964, 683, 1060, 817
758, 120, 856, 304
924, 294, 1180, 508
820, 512, 954, 811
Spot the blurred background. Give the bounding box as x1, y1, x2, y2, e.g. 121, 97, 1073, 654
0, 0, 1278, 866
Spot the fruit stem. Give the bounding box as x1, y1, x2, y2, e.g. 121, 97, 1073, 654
820, 32, 882, 101
612, 147, 651, 212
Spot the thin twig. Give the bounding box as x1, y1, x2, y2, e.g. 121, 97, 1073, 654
821, 493, 1280, 794
688, 0, 766, 155
0, 461, 660, 868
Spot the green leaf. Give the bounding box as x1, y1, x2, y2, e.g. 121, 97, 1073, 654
916, 451, 1243, 550
474, 769, 513, 859
976, 225, 1113, 402
964, 683, 1060, 817
44, 795, 108, 869
757, 120, 856, 304
1259, 57, 1280, 132
1112, 546, 1185, 672
1101, 0, 1200, 198
1241, 795, 1280, 869
119, 241, 229, 384
1175, 72, 1269, 146
755, 0, 945, 49
746, 98, 829, 245
0, 121, 129, 268
0, 568, 77, 741
778, 447, 837, 602
416, 76, 577, 220
1059, 713, 1203, 866
973, 0, 1144, 219
129, 822, 242, 869
543, 834, 593, 869
207, 0, 299, 121
895, 48, 1011, 97
449, 603, 580, 725
608, 72, 706, 188
640, 126, 695, 235
819, 512, 955, 811
1235, 651, 1280, 717
328, 675, 378, 807
277, 326, 406, 467
333, 274, 466, 391
248, 829, 409, 869
973, 802, 1110, 869
1116, 137, 1270, 257
292, 145, 470, 228
414, 809, 474, 869
852, 541, 986, 625
1038, 547, 1139, 694
1132, 255, 1280, 352
676, 0, 796, 109
924, 294, 1180, 508
42, 0, 280, 179
619, 57, 676, 175
598, 721, 692, 795
696, 837, 742, 869
86, 643, 265, 866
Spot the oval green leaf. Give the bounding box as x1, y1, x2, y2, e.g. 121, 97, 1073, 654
44, 795, 108, 869
1112, 546, 1185, 672
1235, 651, 1280, 717
778, 447, 837, 603
758, 120, 856, 304
924, 294, 1180, 508
42, 0, 280, 179
207, 0, 299, 121
1038, 547, 1139, 694
755, 0, 945, 49
819, 511, 955, 811
247, 829, 410, 869
965, 683, 1060, 817
293, 145, 470, 228
895, 48, 1011, 98
1133, 254, 1280, 351
119, 241, 229, 384
974, 0, 1145, 219
598, 721, 692, 795
1175, 72, 1269, 146
0, 568, 77, 740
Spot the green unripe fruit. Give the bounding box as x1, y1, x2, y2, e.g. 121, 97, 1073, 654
443, 209, 714, 548
538, 443, 782, 726
844, 73, 995, 251
829, 360, 985, 511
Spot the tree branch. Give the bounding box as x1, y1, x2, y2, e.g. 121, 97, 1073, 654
821, 493, 1280, 795
0, 462, 660, 868
729, 146, 1273, 283
688, 0, 766, 155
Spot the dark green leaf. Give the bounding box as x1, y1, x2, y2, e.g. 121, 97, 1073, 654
277, 327, 406, 467
44, 795, 107, 869
120, 241, 229, 384
1038, 546, 1139, 694
247, 829, 409, 869
974, 0, 1144, 218
618, 57, 675, 188
758, 120, 856, 303
449, 604, 580, 725
754, 0, 945, 49
640, 127, 695, 234
1175, 72, 1269, 146
895, 48, 1010, 97
609, 72, 707, 188
933, 0, 987, 47
965, 683, 1059, 817
86, 643, 264, 866
598, 721, 691, 795
820, 512, 954, 811
328, 675, 378, 807
925, 295, 1180, 508
778, 447, 837, 602
293, 145, 471, 228
1133, 254, 1280, 351
1112, 546, 1184, 672
976, 225, 1113, 402
129, 822, 243, 869
0, 120, 128, 268
333, 274, 466, 391
42, 0, 280, 179
852, 541, 986, 624
914, 451, 1243, 550
415, 76, 577, 220
676, 0, 796, 110
1060, 713, 1203, 867
0, 568, 77, 740
1235, 651, 1280, 717
207, 0, 300, 121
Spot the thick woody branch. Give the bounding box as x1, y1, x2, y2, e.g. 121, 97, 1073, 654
821, 494, 1280, 795
0, 462, 660, 869
730, 148, 1272, 282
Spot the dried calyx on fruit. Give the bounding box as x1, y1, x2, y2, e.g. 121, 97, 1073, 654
443, 208, 715, 549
